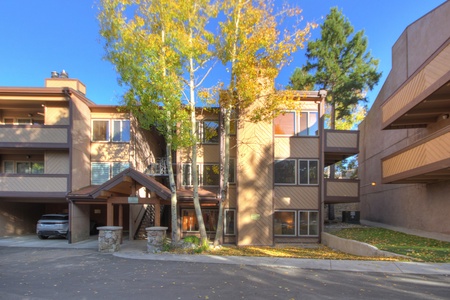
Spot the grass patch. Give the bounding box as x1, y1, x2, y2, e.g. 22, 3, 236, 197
332, 227, 450, 263
169, 243, 409, 262
205, 245, 404, 261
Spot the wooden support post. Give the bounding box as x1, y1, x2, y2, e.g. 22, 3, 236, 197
106, 203, 114, 226
154, 202, 161, 226
118, 204, 123, 227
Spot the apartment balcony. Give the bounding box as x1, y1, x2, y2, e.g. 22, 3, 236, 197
324, 130, 359, 166
382, 127, 450, 184
144, 157, 169, 176
381, 44, 450, 130
0, 125, 69, 149
0, 174, 69, 198
324, 178, 360, 204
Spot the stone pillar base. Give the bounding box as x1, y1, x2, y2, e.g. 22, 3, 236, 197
146, 226, 168, 253
97, 226, 123, 253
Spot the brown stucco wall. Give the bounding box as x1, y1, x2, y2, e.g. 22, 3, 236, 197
359, 1, 450, 236
70, 96, 91, 191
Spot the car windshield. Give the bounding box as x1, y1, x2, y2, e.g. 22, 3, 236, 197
40, 215, 68, 221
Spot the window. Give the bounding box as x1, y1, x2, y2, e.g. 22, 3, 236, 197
91, 162, 130, 185
17, 118, 32, 125
197, 120, 219, 143
91, 162, 110, 185
112, 120, 130, 142
181, 209, 218, 232
92, 120, 109, 141
3, 118, 14, 124
92, 119, 130, 142
182, 164, 193, 186
299, 211, 319, 236
274, 160, 296, 185
224, 209, 236, 235
274, 211, 296, 236
202, 164, 220, 186
299, 111, 318, 136
299, 160, 318, 185
112, 162, 129, 177
15, 162, 44, 174
274, 111, 319, 136
182, 160, 235, 186
274, 112, 295, 135
228, 158, 236, 184
3, 161, 14, 173
273, 210, 319, 237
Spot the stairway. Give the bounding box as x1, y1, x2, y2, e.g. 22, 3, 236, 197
134, 205, 155, 240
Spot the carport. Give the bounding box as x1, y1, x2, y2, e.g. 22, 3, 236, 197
67, 168, 171, 243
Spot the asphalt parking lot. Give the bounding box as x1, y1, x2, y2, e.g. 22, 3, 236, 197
1, 244, 449, 300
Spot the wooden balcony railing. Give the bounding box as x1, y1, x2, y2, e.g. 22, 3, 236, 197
382, 127, 450, 183
0, 125, 69, 148
0, 174, 69, 197
324, 130, 359, 166
324, 178, 360, 204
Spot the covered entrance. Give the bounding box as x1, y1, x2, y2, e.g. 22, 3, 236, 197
67, 168, 171, 243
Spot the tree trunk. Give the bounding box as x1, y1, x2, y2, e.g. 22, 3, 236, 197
166, 140, 179, 243
189, 53, 207, 244
214, 107, 231, 246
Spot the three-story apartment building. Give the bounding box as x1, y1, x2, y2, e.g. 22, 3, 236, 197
1, 73, 359, 245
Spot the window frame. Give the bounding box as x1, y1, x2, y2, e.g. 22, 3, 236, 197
299, 111, 319, 136
298, 159, 319, 186
91, 161, 130, 185
274, 210, 297, 237
298, 210, 319, 237
197, 120, 220, 144
182, 160, 235, 187
274, 110, 319, 137
274, 159, 297, 185
112, 119, 131, 142
92, 119, 130, 142
181, 208, 218, 233
201, 163, 220, 187
3, 161, 14, 173
224, 209, 236, 236
92, 119, 110, 142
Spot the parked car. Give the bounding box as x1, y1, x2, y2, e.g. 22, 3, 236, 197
36, 214, 69, 239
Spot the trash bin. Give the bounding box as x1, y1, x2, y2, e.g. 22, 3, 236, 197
342, 211, 360, 224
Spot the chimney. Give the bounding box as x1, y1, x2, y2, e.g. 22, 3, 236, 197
45, 70, 86, 95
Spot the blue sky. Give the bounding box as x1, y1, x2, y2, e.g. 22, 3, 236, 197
0, 0, 446, 107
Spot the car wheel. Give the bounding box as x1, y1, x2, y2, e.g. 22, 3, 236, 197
38, 235, 48, 240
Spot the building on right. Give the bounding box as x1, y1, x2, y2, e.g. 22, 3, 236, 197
359, 1, 450, 239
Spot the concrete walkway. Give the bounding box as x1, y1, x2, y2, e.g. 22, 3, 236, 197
1, 235, 449, 275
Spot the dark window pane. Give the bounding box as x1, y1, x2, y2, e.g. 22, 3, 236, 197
93, 120, 109, 141
228, 158, 235, 183
225, 210, 235, 235
309, 160, 318, 184
299, 160, 308, 184
203, 121, 219, 143
299, 211, 308, 235
203, 164, 220, 186
274, 160, 296, 184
